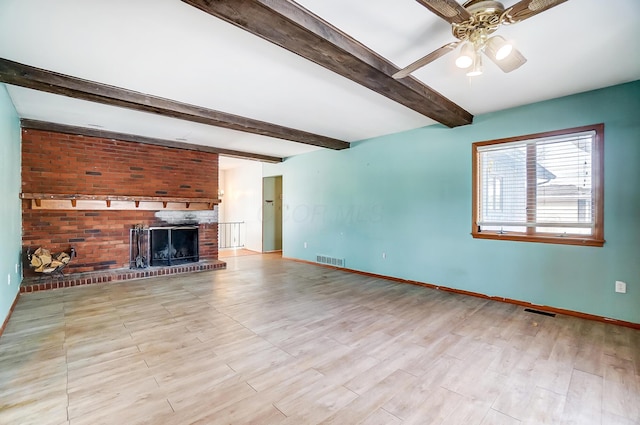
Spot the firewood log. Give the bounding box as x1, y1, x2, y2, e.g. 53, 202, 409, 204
57, 252, 71, 264
50, 260, 64, 269
31, 255, 42, 268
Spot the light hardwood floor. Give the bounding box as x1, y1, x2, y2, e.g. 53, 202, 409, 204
1, 254, 639, 425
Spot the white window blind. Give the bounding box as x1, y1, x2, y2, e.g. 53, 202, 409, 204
477, 130, 596, 236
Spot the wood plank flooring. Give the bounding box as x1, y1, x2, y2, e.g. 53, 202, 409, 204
1, 253, 639, 424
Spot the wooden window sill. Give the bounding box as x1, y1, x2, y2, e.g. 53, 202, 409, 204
471, 232, 605, 247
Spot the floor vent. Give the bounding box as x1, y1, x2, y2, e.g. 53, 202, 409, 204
524, 308, 556, 317
316, 255, 345, 268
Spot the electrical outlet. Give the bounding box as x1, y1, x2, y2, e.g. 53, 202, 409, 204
615, 281, 627, 293
304, 242, 307, 249
382, 252, 386, 259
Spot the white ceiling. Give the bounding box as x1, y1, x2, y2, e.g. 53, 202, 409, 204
1, 0, 639, 170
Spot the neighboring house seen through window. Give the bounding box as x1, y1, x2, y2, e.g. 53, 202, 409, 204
472, 124, 604, 246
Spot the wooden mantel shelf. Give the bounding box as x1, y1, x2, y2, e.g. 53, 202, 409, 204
20, 193, 221, 211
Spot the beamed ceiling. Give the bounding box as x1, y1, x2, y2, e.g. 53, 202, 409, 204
0, 0, 639, 169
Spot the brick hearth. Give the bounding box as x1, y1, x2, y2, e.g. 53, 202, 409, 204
21, 260, 226, 293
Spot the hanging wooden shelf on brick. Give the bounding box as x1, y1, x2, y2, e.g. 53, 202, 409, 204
20, 193, 220, 211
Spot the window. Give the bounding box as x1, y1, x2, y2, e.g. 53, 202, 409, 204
472, 124, 604, 246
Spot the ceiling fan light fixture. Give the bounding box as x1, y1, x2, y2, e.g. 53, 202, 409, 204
455, 42, 474, 69
466, 53, 483, 77
486, 35, 513, 61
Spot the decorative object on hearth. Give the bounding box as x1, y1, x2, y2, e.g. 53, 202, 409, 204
26, 246, 76, 278
393, 0, 568, 79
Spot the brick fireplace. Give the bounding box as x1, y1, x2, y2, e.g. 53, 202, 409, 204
20, 128, 223, 286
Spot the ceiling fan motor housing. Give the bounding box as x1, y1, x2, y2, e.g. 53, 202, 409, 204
453, 1, 507, 45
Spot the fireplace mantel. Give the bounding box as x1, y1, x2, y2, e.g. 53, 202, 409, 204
21, 193, 221, 211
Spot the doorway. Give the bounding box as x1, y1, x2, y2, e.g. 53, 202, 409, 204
262, 176, 282, 252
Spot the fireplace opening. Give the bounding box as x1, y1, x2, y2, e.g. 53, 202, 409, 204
150, 226, 199, 267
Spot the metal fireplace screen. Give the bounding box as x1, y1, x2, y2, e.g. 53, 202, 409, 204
149, 226, 199, 267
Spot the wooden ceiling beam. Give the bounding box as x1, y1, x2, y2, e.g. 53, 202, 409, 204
20, 119, 284, 163
182, 0, 473, 128
0, 58, 348, 150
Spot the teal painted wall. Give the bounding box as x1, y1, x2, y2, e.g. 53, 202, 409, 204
0, 84, 21, 329
272, 81, 640, 324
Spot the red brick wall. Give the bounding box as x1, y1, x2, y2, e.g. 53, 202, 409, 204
22, 129, 219, 274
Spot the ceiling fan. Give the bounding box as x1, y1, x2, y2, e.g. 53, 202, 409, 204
393, 0, 568, 79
